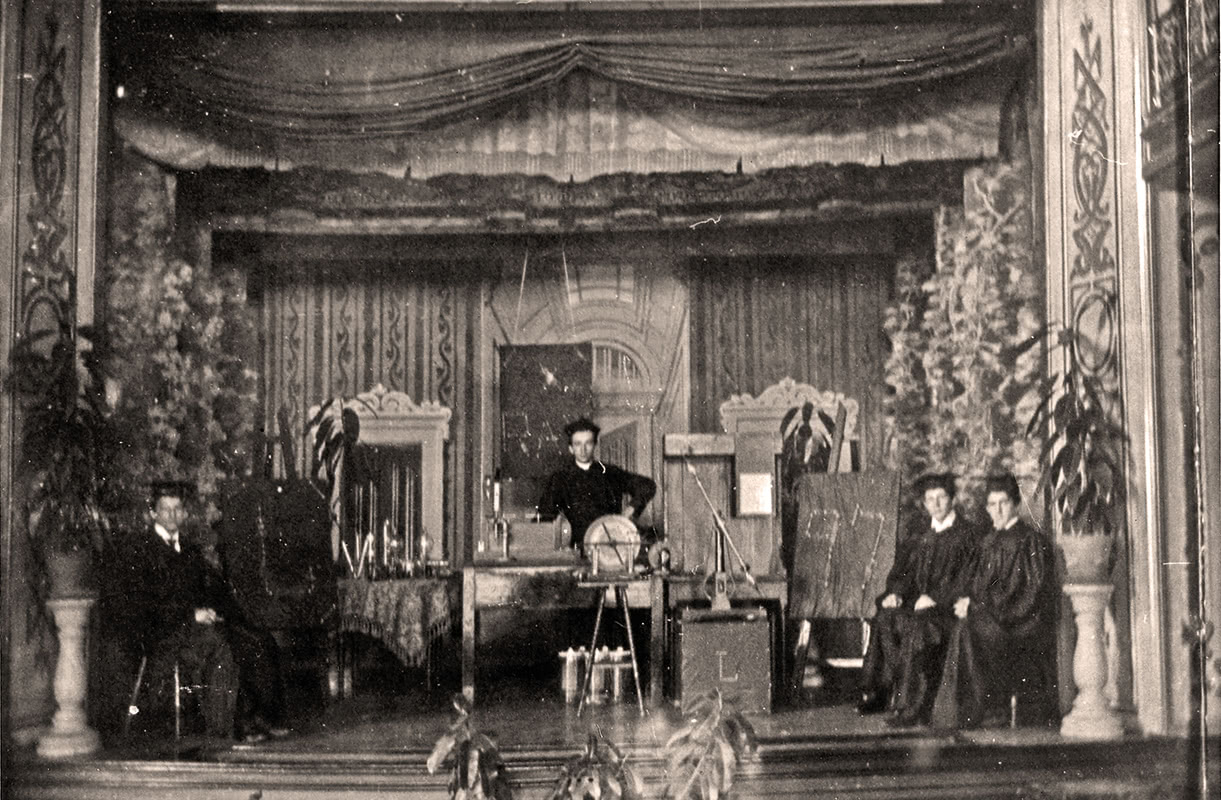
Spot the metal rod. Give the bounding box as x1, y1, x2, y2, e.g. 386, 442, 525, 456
577, 593, 606, 717
619, 587, 645, 715
682, 458, 756, 586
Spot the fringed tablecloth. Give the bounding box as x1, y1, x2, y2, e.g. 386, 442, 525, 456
338, 577, 457, 667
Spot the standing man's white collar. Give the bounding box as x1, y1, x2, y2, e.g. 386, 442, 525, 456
154, 523, 180, 552
931, 510, 957, 533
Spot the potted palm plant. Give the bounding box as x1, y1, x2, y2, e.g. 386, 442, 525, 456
8, 321, 120, 599
1026, 325, 1126, 582
427, 694, 514, 800
549, 733, 642, 800
663, 690, 757, 800
1026, 324, 1127, 739
9, 320, 121, 758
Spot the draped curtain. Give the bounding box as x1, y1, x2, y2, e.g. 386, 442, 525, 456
120, 18, 1025, 140
113, 14, 1026, 178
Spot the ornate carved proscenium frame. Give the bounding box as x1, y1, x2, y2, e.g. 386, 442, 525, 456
719, 377, 860, 472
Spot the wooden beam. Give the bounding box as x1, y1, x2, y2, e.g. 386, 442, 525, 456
118, 0, 958, 14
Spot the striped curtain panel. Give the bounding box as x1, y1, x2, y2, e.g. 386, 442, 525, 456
259, 259, 481, 561
688, 255, 894, 471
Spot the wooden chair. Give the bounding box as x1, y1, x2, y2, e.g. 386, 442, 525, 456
123, 655, 190, 738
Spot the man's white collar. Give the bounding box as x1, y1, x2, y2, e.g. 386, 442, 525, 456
931, 510, 957, 532
154, 522, 179, 549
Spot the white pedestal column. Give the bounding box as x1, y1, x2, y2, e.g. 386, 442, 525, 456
36, 598, 101, 758
1061, 584, 1124, 739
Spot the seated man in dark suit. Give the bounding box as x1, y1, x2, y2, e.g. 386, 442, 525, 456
106, 480, 287, 742
932, 474, 1057, 728
858, 472, 977, 726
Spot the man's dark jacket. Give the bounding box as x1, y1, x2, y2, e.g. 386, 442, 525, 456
538, 460, 655, 550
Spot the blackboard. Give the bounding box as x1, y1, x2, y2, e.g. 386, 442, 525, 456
790, 470, 899, 620
499, 343, 594, 479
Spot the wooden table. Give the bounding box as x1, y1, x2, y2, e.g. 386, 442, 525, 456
461, 566, 786, 706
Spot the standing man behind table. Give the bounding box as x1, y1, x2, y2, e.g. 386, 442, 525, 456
538, 418, 656, 558
106, 480, 288, 742
857, 472, 977, 726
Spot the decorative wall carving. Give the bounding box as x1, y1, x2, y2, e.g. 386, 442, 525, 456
436, 286, 455, 408
1070, 19, 1120, 384
20, 14, 71, 337
720, 378, 861, 443
1071, 20, 1115, 282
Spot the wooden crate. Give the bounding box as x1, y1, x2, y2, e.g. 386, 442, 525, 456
678, 607, 772, 714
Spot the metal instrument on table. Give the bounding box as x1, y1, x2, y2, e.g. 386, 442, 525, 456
583, 515, 642, 576
491, 470, 511, 560
682, 458, 756, 610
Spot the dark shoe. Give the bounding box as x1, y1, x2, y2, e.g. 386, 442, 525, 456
236, 716, 287, 743
885, 712, 925, 728
237, 727, 268, 744
857, 692, 888, 715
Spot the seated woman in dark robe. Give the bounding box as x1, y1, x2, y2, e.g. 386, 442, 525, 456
858, 472, 977, 726
931, 473, 1057, 728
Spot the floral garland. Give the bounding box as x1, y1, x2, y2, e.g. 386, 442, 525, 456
881, 248, 934, 480
103, 148, 259, 525
883, 157, 1043, 512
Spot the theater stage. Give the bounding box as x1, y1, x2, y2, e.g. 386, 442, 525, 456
9, 668, 1205, 800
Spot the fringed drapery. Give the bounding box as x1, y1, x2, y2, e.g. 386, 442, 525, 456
338, 578, 458, 668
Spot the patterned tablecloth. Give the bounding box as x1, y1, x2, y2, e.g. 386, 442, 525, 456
338, 577, 457, 667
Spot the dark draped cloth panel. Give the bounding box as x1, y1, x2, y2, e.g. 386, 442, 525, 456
116, 17, 1027, 143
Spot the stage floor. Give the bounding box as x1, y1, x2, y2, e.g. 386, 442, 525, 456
111, 669, 1066, 763
12, 668, 1204, 800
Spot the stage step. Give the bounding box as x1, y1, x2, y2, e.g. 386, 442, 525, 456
8, 732, 1199, 799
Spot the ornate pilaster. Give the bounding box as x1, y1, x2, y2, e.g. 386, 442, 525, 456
1041, 0, 1151, 731
1066, 19, 1120, 390
2, 0, 103, 745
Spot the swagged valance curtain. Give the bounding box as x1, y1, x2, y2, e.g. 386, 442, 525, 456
120, 16, 1025, 141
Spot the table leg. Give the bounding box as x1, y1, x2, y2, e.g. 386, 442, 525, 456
577, 593, 607, 717
619, 588, 645, 715
776, 599, 787, 703
341, 633, 354, 699
649, 575, 666, 706
326, 630, 341, 700
462, 566, 476, 703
